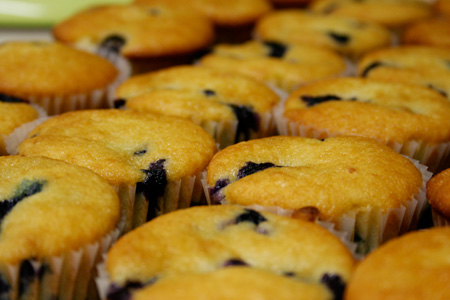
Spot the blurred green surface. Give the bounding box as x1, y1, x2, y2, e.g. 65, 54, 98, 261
0, 0, 131, 27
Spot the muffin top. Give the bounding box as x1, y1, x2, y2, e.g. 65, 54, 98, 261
0, 96, 39, 140
309, 0, 432, 28
199, 40, 347, 92
106, 205, 354, 298
358, 45, 450, 98
206, 135, 423, 221
0, 155, 120, 265
17, 110, 217, 186
114, 65, 279, 121
114, 65, 279, 145
345, 227, 450, 300
254, 10, 392, 57
134, 0, 272, 27
131, 268, 333, 300
0, 41, 118, 97
427, 168, 450, 218
283, 77, 450, 144
53, 3, 215, 58
402, 18, 450, 48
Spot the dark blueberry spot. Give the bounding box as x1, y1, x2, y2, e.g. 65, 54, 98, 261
114, 99, 126, 109
202, 89, 216, 97
18, 260, 37, 297
209, 178, 229, 204
263, 41, 287, 58
353, 232, 363, 243
427, 84, 448, 98
235, 209, 267, 226
99, 35, 126, 55
328, 32, 350, 45
0, 274, 10, 294
134, 149, 147, 156
361, 61, 384, 77
0, 92, 28, 103
148, 8, 160, 15
136, 159, 167, 221
38, 263, 50, 280
321, 274, 346, 300
301, 94, 342, 107
107, 281, 144, 300
229, 104, 260, 143
283, 272, 296, 277
237, 162, 277, 179
0, 180, 45, 222
223, 259, 249, 267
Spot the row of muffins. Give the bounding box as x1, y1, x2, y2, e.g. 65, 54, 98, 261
2, 0, 450, 299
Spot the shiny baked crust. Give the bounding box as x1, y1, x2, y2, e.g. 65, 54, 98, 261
17, 109, 217, 186
254, 10, 392, 57
106, 205, 354, 295
345, 227, 450, 300
199, 40, 347, 91
0, 155, 120, 264
0, 41, 118, 97
53, 3, 215, 58
309, 0, 432, 28
283, 77, 450, 144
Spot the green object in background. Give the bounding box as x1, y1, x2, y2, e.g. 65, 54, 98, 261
0, 0, 131, 27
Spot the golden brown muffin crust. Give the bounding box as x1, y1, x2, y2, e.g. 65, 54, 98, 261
283, 77, 450, 144
427, 168, 450, 217
0, 41, 118, 97
345, 227, 450, 300
310, 0, 432, 28
53, 4, 214, 58
0, 155, 120, 264
18, 110, 217, 186
134, 0, 272, 26
206, 136, 423, 221
199, 40, 347, 92
254, 10, 392, 57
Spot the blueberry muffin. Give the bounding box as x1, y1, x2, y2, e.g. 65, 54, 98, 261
358, 45, 450, 98
199, 40, 348, 93
134, 0, 272, 43
279, 77, 450, 172
16, 110, 217, 232
309, 0, 433, 29
114, 65, 279, 148
206, 135, 429, 254
0, 155, 120, 300
53, 3, 215, 74
402, 18, 450, 48
0, 41, 120, 115
0, 95, 43, 155
254, 10, 392, 58
126, 268, 334, 300
426, 168, 450, 226
345, 227, 450, 300
101, 205, 355, 300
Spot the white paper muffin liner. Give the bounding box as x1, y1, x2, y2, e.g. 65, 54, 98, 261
0, 228, 120, 300
431, 209, 450, 227
274, 105, 450, 173
202, 157, 432, 255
